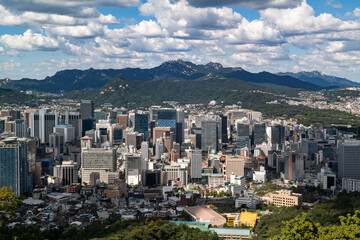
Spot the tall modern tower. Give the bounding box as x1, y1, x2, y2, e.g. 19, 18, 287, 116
201, 121, 218, 152
15, 119, 27, 138
219, 114, 227, 143
59, 111, 82, 139
176, 108, 185, 144
80, 100, 94, 120
338, 140, 360, 180
0, 138, 29, 196
31, 109, 59, 143
190, 149, 202, 182
253, 123, 267, 145
134, 113, 149, 140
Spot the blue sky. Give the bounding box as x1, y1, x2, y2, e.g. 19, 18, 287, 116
0, 0, 359, 82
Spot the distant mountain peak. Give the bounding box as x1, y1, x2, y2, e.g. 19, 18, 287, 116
300, 70, 325, 76
277, 70, 359, 88
311, 70, 324, 76
206, 62, 223, 69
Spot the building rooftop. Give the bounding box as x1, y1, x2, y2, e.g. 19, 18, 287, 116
184, 205, 225, 222
209, 228, 252, 236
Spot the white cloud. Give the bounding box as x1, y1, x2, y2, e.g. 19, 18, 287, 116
129, 37, 190, 53
0, 30, 59, 51
326, 41, 360, 53
0, 60, 20, 72
46, 23, 105, 38
0, 4, 119, 28
225, 19, 285, 45
347, 8, 360, 18
260, 1, 360, 35
0, 0, 140, 17
186, 0, 301, 10
355, 8, 360, 18
326, 0, 342, 9
128, 20, 167, 38
140, 0, 243, 33
0, 5, 23, 26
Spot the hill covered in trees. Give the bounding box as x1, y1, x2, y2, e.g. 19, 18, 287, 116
255, 192, 360, 239
0, 218, 219, 240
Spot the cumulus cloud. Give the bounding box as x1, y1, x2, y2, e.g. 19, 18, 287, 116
225, 19, 285, 45
326, 41, 360, 53
0, 0, 140, 17
0, 4, 119, 28
0, 0, 360, 81
140, 0, 243, 32
127, 20, 167, 38
186, 0, 301, 10
261, 1, 360, 35
0, 30, 59, 51
129, 37, 190, 53
46, 23, 105, 38
346, 8, 360, 18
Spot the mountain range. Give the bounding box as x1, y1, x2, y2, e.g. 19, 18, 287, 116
2, 60, 352, 94
277, 71, 360, 88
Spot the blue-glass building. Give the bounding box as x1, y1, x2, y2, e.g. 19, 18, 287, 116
0, 138, 29, 196
134, 113, 149, 140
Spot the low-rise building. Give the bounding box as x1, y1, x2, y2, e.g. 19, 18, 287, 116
208, 174, 225, 187
235, 191, 258, 209
184, 205, 226, 227
269, 189, 302, 207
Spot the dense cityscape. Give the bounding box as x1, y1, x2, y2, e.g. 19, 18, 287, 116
1, 0, 360, 239
0, 98, 360, 239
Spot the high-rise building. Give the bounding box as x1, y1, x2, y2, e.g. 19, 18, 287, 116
219, 114, 227, 143
338, 140, 360, 180
15, 119, 27, 138
23, 109, 37, 129
125, 132, 143, 149
133, 113, 148, 140
124, 154, 142, 185
301, 139, 318, 161
82, 118, 95, 137
81, 148, 117, 171
30, 109, 59, 143
141, 141, 150, 171
59, 111, 82, 139
116, 114, 128, 130
201, 121, 218, 152
81, 147, 117, 184
253, 123, 267, 145
285, 152, 305, 181
190, 149, 202, 182
156, 139, 164, 160
267, 125, 285, 145
112, 124, 123, 145
0, 119, 5, 133
49, 133, 65, 156
176, 108, 185, 144
223, 157, 244, 182
153, 127, 171, 145
0, 138, 29, 196
237, 123, 250, 137
53, 161, 78, 185
80, 100, 94, 120
53, 125, 75, 143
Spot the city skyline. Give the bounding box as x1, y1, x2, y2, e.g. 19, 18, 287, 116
0, 0, 359, 81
